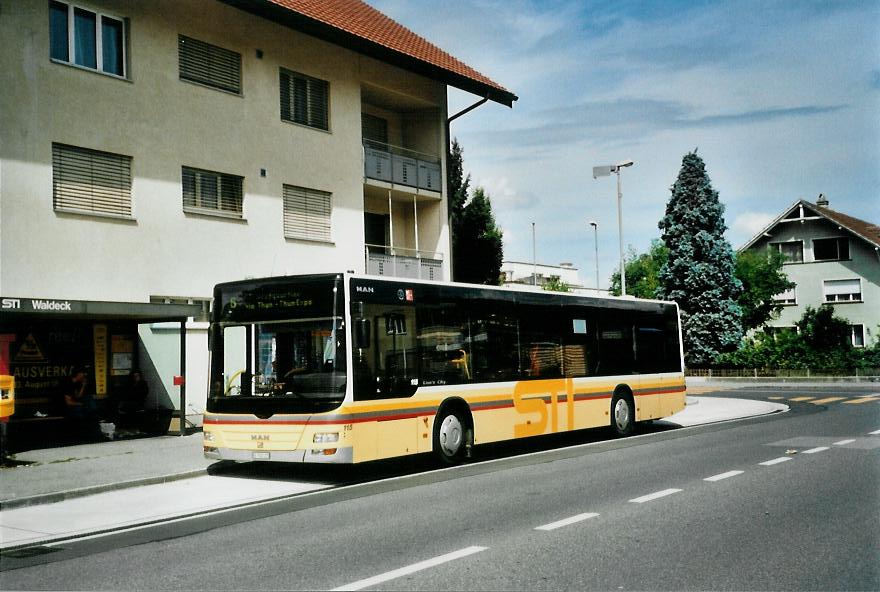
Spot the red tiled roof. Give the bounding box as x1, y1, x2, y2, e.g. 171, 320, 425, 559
248, 0, 516, 106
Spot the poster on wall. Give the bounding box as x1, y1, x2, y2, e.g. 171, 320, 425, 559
111, 334, 135, 376
93, 324, 108, 397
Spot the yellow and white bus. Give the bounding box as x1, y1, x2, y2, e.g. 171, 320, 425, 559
203, 273, 685, 464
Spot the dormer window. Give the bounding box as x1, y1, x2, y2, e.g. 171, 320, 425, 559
771, 241, 803, 263
813, 237, 849, 261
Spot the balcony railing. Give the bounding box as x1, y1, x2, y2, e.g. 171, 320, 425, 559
365, 244, 444, 281
363, 141, 442, 192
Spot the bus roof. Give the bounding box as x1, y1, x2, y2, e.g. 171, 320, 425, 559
213, 272, 680, 311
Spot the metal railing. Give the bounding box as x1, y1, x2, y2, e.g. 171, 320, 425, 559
365, 244, 444, 280
363, 140, 442, 192
687, 368, 880, 379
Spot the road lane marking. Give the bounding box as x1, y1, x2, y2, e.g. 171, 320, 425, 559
704, 470, 744, 482
332, 546, 488, 591
535, 512, 599, 531
833, 439, 856, 446
629, 489, 682, 503
810, 397, 846, 405
788, 397, 815, 402
843, 397, 879, 404
759, 457, 791, 466
869, 429, 880, 435
768, 396, 785, 400
802, 446, 829, 454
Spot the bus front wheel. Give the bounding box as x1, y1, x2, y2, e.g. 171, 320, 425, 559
433, 407, 469, 464
611, 390, 635, 437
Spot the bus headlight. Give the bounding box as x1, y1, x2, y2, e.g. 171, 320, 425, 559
204, 432, 215, 442
313, 432, 339, 443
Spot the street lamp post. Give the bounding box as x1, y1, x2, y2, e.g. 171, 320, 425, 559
592, 160, 634, 296
588, 220, 599, 292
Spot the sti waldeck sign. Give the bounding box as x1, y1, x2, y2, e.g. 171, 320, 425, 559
1, 298, 79, 313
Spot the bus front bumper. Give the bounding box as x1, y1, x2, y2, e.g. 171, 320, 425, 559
203, 445, 353, 463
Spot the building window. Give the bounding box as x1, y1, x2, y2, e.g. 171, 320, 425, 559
773, 285, 797, 305
850, 325, 865, 348
178, 35, 241, 94
823, 279, 862, 303
812, 237, 850, 261
49, 1, 126, 77
52, 143, 132, 217
771, 241, 803, 263
362, 113, 388, 146
280, 68, 329, 130
283, 184, 331, 242
182, 167, 243, 217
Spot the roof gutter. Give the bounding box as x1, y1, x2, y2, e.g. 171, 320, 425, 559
445, 96, 493, 280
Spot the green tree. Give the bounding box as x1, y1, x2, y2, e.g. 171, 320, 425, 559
609, 239, 668, 298
716, 306, 862, 370
657, 151, 743, 366
447, 138, 469, 231
543, 276, 571, 292
454, 187, 504, 285
735, 249, 795, 331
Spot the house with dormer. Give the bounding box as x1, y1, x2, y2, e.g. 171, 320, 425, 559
740, 195, 880, 348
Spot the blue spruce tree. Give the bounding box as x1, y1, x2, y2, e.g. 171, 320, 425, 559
657, 151, 743, 366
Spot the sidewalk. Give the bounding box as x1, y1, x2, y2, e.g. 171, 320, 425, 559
1, 433, 213, 509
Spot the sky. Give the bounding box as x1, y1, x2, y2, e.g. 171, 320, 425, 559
371, 0, 880, 289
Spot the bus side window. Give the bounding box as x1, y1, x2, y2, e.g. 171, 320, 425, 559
417, 304, 470, 385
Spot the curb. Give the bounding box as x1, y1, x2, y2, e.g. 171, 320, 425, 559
0, 468, 208, 511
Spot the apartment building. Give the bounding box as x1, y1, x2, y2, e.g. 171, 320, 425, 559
0, 0, 515, 431
740, 196, 880, 348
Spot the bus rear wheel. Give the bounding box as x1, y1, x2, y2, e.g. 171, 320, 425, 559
434, 408, 468, 464
611, 390, 635, 437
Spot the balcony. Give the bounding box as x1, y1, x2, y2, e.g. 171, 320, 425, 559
363, 141, 442, 193
365, 245, 444, 281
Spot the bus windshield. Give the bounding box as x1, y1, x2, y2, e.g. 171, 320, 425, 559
207, 276, 346, 415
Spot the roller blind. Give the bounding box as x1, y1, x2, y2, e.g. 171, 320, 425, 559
283, 184, 331, 242
52, 143, 132, 217
280, 68, 328, 130
824, 279, 860, 295
179, 35, 241, 93
182, 167, 243, 216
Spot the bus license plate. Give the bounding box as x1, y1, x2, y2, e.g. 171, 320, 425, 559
252, 451, 270, 460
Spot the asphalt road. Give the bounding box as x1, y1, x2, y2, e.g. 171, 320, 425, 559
3, 385, 879, 591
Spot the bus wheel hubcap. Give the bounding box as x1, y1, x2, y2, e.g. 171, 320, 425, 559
614, 399, 630, 431
439, 415, 463, 456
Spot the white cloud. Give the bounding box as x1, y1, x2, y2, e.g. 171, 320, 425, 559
732, 212, 775, 246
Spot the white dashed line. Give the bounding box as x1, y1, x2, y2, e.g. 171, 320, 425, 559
629, 489, 682, 504
535, 512, 599, 531
802, 446, 829, 454
869, 429, 880, 435
704, 470, 744, 482
759, 457, 791, 466
833, 439, 856, 446
332, 546, 488, 591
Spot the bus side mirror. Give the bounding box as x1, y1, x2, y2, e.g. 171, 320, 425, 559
355, 319, 371, 349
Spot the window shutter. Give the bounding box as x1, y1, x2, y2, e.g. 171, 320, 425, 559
182, 167, 242, 216
283, 185, 331, 242
824, 279, 859, 296
279, 68, 328, 130
178, 35, 241, 93
52, 143, 132, 217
